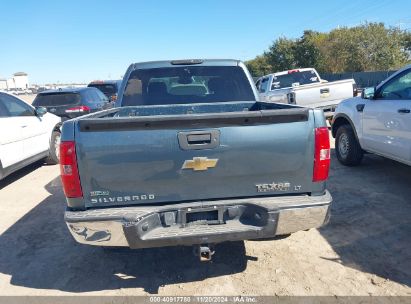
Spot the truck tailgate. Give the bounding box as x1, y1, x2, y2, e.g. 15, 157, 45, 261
293, 79, 354, 108
73, 109, 318, 208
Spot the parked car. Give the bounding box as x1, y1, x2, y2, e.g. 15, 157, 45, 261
0, 92, 61, 180
61, 59, 332, 261
332, 64, 411, 166
32, 87, 112, 121
36, 87, 48, 93
6, 88, 17, 95
87, 80, 122, 102
13, 88, 25, 95
256, 68, 356, 119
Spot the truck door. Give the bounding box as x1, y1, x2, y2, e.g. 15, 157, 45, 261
0, 94, 27, 168
1, 94, 48, 159
362, 68, 411, 163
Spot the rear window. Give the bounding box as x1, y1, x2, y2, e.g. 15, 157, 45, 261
121, 66, 255, 106
88, 84, 117, 96
32, 93, 81, 106
271, 70, 320, 90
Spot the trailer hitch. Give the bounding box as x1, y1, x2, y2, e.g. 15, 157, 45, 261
194, 244, 215, 262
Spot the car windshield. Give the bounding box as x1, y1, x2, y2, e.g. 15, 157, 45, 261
121, 66, 255, 106
32, 93, 80, 106
271, 70, 320, 90
88, 84, 117, 96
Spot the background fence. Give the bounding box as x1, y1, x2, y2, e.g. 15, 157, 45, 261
321, 70, 397, 88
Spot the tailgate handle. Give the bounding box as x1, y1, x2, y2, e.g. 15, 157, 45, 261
178, 130, 220, 150
320, 88, 330, 94
187, 133, 211, 144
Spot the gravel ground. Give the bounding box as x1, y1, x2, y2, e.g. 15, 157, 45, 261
0, 122, 410, 295
18, 94, 36, 104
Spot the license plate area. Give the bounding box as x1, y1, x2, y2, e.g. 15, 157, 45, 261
181, 206, 225, 227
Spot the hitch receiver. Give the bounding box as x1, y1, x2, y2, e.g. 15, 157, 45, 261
194, 244, 215, 262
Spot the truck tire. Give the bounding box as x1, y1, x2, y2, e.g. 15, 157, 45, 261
335, 124, 363, 166
45, 131, 61, 165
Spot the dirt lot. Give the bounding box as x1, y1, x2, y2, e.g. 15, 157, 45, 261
0, 134, 410, 295
18, 94, 36, 104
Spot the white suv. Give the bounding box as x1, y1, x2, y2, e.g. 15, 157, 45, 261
332, 65, 411, 166
0, 92, 61, 180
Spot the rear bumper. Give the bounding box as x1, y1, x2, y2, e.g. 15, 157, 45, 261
65, 191, 332, 248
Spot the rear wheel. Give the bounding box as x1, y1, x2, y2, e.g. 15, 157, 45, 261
45, 131, 61, 165
335, 124, 363, 166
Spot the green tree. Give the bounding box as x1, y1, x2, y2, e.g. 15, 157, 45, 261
246, 23, 411, 76
245, 55, 272, 77
265, 37, 298, 71
324, 23, 408, 72
363, 23, 408, 71
294, 30, 326, 72
321, 26, 358, 73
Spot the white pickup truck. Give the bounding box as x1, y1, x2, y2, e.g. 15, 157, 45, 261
256, 68, 356, 118
332, 65, 411, 166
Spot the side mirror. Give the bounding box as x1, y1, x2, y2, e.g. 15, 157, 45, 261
361, 87, 376, 100
35, 106, 47, 117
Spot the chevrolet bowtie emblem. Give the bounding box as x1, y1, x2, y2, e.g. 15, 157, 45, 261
182, 157, 218, 171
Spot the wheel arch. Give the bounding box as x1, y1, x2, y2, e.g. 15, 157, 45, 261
53, 122, 62, 133
332, 114, 360, 142
49, 123, 62, 145
45, 125, 61, 165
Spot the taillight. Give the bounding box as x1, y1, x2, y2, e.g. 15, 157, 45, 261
60, 141, 83, 198
313, 127, 330, 182
65, 106, 90, 113
353, 83, 358, 97
288, 69, 300, 74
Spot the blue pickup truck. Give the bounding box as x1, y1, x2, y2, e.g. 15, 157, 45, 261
60, 59, 332, 260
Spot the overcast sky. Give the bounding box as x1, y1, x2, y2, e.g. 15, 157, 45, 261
1, 0, 410, 84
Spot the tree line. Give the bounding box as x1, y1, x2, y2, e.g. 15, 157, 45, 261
246, 23, 411, 77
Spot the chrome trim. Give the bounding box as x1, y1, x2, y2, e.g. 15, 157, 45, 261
65, 193, 331, 247
66, 221, 128, 246
276, 205, 329, 235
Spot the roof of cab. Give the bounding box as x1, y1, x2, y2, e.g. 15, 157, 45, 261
132, 59, 241, 70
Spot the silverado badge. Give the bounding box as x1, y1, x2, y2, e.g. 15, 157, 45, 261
182, 157, 218, 171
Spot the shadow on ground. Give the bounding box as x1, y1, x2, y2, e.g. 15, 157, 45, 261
1, 151, 410, 293
0, 177, 250, 294
320, 150, 411, 287
0, 161, 43, 190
